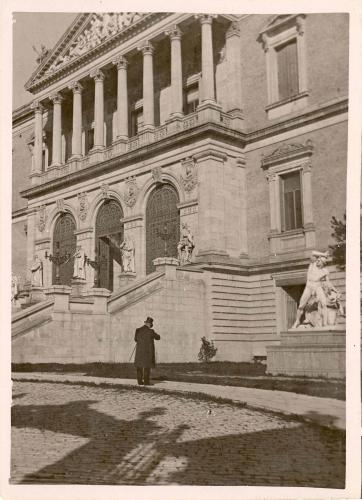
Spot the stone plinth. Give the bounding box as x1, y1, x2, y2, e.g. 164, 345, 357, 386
44, 285, 72, 311
86, 288, 111, 313
30, 286, 45, 303
266, 328, 345, 379
119, 271, 136, 288
71, 278, 87, 297
153, 257, 179, 279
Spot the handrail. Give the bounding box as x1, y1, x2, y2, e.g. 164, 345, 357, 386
108, 270, 165, 305
12, 298, 54, 324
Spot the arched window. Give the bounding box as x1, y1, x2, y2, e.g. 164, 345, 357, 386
146, 184, 180, 274
95, 200, 124, 291
52, 213, 76, 285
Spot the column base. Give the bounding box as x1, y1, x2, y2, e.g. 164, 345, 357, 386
29, 173, 42, 186
194, 251, 230, 265
112, 137, 128, 154
197, 101, 222, 124
71, 277, 87, 297
30, 286, 45, 304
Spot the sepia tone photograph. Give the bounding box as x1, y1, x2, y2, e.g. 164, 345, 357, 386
4, 2, 361, 497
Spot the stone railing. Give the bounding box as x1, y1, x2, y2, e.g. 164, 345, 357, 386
39, 106, 241, 184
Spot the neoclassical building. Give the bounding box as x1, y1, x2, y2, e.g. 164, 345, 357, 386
12, 12, 348, 363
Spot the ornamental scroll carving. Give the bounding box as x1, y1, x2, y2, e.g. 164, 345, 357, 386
100, 183, 110, 200
123, 176, 139, 208
56, 198, 66, 213
46, 13, 144, 74
37, 205, 47, 233
151, 166, 163, 184
180, 158, 198, 193
77, 192, 89, 221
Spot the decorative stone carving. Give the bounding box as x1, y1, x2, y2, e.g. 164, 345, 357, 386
56, 198, 66, 213
11, 274, 19, 304
30, 255, 43, 287
292, 251, 344, 329
37, 205, 47, 233
151, 166, 163, 184
226, 21, 240, 38
46, 13, 144, 74
261, 141, 313, 168
77, 192, 88, 221
73, 245, 86, 280
123, 176, 139, 208
120, 237, 135, 273
100, 183, 110, 199
181, 158, 198, 193
33, 44, 50, 65
177, 223, 195, 265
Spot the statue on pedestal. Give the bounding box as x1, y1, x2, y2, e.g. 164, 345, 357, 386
120, 237, 135, 273
177, 223, 195, 265
11, 274, 19, 306
73, 246, 86, 280
30, 255, 43, 287
292, 250, 344, 329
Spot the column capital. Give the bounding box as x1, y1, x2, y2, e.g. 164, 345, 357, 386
112, 54, 128, 69
90, 68, 105, 82
165, 25, 182, 40
226, 21, 240, 38
194, 14, 217, 25
30, 100, 44, 113
69, 81, 83, 94
138, 41, 154, 55
49, 92, 64, 104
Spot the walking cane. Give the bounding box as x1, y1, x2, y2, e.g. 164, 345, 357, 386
129, 344, 136, 362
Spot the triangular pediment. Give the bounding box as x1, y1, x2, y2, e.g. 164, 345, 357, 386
259, 14, 304, 37
25, 12, 155, 92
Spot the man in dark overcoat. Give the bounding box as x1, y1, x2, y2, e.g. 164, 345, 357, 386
134, 317, 160, 385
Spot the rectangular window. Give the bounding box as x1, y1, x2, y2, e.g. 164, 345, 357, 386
281, 171, 303, 231
87, 129, 94, 153
276, 39, 299, 101
184, 84, 199, 115
131, 108, 143, 137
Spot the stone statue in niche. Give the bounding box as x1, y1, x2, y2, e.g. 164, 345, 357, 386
292, 251, 344, 329
120, 237, 135, 273
73, 246, 86, 280
177, 223, 195, 265
30, 255, 43, 287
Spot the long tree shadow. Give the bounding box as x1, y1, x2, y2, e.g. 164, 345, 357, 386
11, 400, 187, 484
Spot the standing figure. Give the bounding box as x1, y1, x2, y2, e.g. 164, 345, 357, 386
11, 274, 19, 306
73, 246, 86, 279
134, 317, 161, 385
120, 237, 135, 273
177, 223, 195, 265
30, 255, 43, 287
292, 250, 333, 328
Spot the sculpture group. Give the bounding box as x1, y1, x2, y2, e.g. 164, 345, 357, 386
177, 223, 195, 265
292, 250, 344, 329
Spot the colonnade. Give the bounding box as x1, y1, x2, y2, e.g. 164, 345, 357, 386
31, 15, 219, 176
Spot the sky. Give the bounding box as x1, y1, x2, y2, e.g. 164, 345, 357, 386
13, 12, 77, 109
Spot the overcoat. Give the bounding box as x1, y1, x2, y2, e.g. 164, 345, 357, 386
134, 325, 161, 368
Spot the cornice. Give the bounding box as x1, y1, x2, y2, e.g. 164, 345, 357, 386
26, 13, 171, 94
20, 96, 348, 201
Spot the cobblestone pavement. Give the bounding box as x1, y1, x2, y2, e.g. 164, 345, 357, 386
11, 381, 345, 487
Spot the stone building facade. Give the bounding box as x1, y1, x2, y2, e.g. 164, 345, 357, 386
12, 12, 348, 363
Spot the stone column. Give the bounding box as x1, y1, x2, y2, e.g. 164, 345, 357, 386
195, 14, 217, 104
194, 150, 228, 260
50, 93, 63, 167
90, 69, 105, 150
112, 55, 129, 142
225, 21, 243, 123
30, 101, 44, 177
165, 25, 183, 118
138, 42, 155, 128
69, 81, 83, 159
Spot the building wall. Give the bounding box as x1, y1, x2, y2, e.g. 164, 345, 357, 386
239, 14, 349, 132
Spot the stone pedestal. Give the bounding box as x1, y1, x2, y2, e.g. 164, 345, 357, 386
86, 288, 111, 313
266, 328, 345, 379
30, 286, 45, 303
118, 271, 136, 288
44, 285, 72, 311
153, 257, 179, 279
71, 278, 87, 297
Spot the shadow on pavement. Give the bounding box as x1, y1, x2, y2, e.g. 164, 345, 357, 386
11, 399, 345, 487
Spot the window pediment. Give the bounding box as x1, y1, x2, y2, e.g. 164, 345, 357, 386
261, 140, 313, 169
258, 14, 306, 41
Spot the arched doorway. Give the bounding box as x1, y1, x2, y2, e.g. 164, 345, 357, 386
146, 184, 180, 274
52, 213, 76, 285
95, 200, 124, 291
